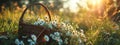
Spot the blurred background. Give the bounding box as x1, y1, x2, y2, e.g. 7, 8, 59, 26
0, 0, 120, 22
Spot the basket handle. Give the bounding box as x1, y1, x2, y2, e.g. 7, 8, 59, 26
19, 3, 51, 23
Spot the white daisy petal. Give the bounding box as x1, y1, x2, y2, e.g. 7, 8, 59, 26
44, 35, 49, 42
31, 34, 37, 42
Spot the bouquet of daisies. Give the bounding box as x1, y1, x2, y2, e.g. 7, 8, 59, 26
17, 3, 87, 45
16, 15, 87, 45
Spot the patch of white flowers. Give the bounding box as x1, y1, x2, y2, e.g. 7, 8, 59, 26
44, 35, 49, 42
27, 39, 36, 45
31, 34, 37, 42
80, 29, 86, 38
33, 16, 86, 44
66, 31, 71, 36
15, 39, 24, 45
50, 32, 63, 45
34, 18, 46, 26
15, 34, 37, 45
16, 16, 86, 45
64, 38, 68, 44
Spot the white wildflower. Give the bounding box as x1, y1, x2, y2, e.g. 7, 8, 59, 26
20, 41, 24, 45
80, 33, 86, 38
80, 29, 84, 34
38, 19, 45, 26
44, 15, 49, 22
22, 36, 27, 38
31, 34, 37, 42
37, 18, 41, 21
78, 38, 82, 44
78, 38, 84, 45
28, 39, 36, 45
54, 36, 61, 41
34, 22, 39, 25
64, 38, 68, 44
60, 22, 66, 30
61, 22, 66, 27
50, 34, 56, 40
50, 32, 61, 41
54, 32, 60, 37
50, 32, 63, 45
50, 34, 54, 37
15, 39, 19, 45
15, 39, 24, 45
44, 35, 49, 42
58, 39, 63, 45
28, 39, 32, 42
66, 31, 71, 36
68, 25, 74, 30
50, 34, 58, 40
80, 29, 86, 38
51, 21, 57, 27
34, 18, 45, 26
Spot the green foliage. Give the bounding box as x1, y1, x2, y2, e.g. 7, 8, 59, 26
0, 5, 120, 45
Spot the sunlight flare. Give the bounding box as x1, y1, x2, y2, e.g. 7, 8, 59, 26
87, 0, 102, 6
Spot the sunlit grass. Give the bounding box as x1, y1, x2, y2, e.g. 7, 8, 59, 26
0, 9, 20, 32
0, 5, 120, 45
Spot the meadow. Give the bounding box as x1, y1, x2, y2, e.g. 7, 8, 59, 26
0, 2, 120, 45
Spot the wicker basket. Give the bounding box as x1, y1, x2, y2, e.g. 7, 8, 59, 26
18, 3, 56, 45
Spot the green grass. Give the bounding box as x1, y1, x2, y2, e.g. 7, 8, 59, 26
0, 7, 120, 45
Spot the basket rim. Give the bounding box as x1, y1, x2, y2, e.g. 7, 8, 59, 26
19, 3, 51, 24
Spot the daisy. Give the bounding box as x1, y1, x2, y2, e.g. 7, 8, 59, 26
15, 38, 24, 45
54, 32, 60, 37
58, 39, 63, 45
38, 19, 45, 26
44, 35, 49, 42
51, 20, 57, 27
27, 39, 36, 45
31, 34, 37, 42
66, 31, 71, 36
